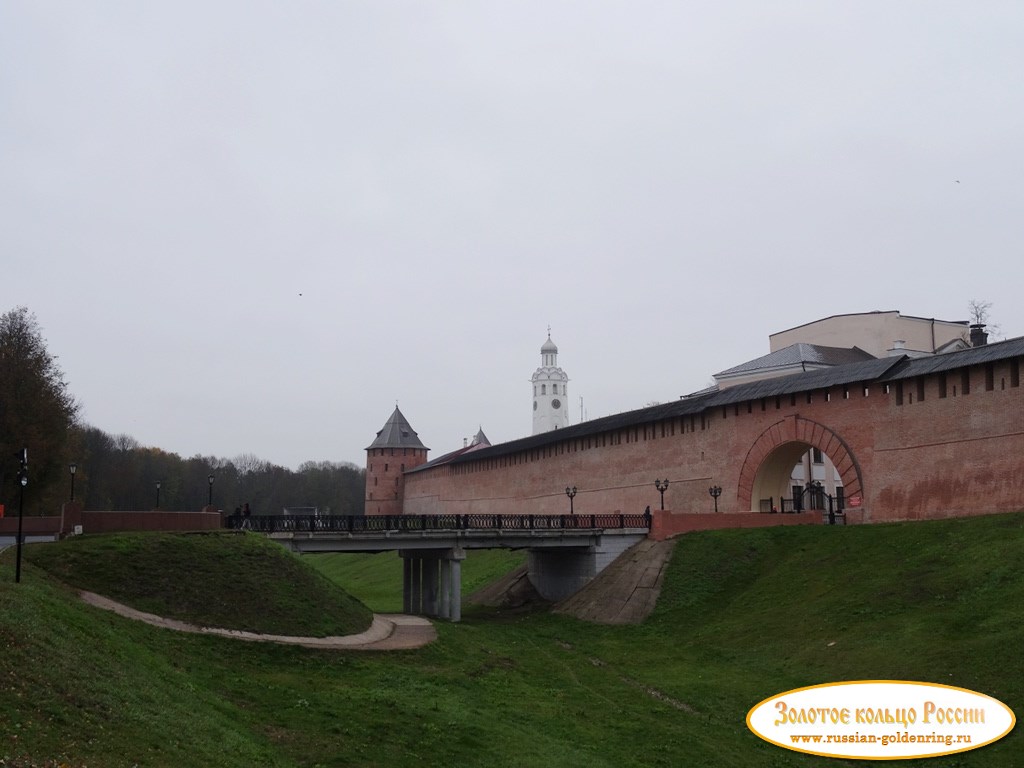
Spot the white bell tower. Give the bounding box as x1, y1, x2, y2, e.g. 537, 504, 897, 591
532, 329, 569, 435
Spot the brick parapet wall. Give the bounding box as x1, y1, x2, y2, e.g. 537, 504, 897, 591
0, 509, 224, 538
648, 510, 820, 540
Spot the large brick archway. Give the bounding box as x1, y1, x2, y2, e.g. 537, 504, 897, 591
737, 414, 864, 511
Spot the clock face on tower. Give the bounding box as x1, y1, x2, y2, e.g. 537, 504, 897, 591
551, 399, 561, 409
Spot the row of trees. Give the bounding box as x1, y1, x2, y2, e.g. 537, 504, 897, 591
1, 306, 365, 516
73, 426, 365, 514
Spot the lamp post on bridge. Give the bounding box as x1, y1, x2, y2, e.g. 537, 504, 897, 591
709, 485, 722, 513
565, 486, 577, 515
155, 481, 161, 509
69, 462, 77, 502
654, 478, 669, 510
208, 473, 215, 507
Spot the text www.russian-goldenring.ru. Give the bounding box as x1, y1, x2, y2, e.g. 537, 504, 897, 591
790, 732, 972, 747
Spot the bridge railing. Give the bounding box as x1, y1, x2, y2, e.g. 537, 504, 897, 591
226, 512, 651, 534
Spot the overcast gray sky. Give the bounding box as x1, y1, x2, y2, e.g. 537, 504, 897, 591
3, 2, 1022, 469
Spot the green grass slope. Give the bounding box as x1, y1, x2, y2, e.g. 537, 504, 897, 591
1, 513, 1021, 767
24, 531, 373, 636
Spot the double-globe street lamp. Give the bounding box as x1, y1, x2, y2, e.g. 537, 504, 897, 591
654, 478, 669, 510
69, 462, 77, 502
208, 473, 215, 507
565, 486, 577, 515
708, 485, 722, 513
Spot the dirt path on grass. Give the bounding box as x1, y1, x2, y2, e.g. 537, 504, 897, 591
79, 591, 436, 650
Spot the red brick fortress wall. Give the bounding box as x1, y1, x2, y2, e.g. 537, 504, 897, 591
403, 354, 1024, 527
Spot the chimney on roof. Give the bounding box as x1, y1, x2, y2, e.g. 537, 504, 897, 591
887, 339, 906, 357
463, 437, 468, 447
970, 324, 989, 347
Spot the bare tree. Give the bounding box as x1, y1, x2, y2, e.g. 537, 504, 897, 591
967, 299, 1001, 340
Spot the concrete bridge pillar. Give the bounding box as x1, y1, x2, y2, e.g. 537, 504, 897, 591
527, 534, 647, 602
400, 547, 465, 622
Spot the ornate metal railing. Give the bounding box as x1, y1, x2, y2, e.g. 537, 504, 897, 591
225, 511, 651, 534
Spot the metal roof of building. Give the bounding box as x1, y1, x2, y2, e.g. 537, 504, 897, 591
365, 406, 428, 450
878, 335, 1024, 381
715, 343, 876, 377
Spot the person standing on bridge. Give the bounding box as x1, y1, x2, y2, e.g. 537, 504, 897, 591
241, 502, 252, 530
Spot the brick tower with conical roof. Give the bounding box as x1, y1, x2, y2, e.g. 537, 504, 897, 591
365, 406, 429, 516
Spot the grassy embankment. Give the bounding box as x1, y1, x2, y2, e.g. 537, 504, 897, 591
2, 514, 1023, 767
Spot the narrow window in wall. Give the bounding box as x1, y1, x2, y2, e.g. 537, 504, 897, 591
722, 406, 728, 419
401, 464, 405, 471
369, 493, 373, 500
747, 402, 752, 414
790, 394, 797, 407
1011, 360, 1020, 387
895, 382, 904, 405
806, 392, 813, 404
541, 384, 546, 394
374, 477, 378, 486
700, 413, 706, 430
734, 404, 740, 416
775, 396, 781, 409
938, 373, 947, 398
916, 378, 925, 402
384, 463, 388, 471
403, 448, 408, 456
825, 391, 831, 402
812, 448, 824, 464
863, 385, 869, 397
760, 399, 766, 412
843, 386, 850, 400
985, 364, 995, 391
961, 369, 971, 395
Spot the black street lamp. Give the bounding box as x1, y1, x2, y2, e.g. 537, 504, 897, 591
15, 448, 27, 584
654, 478, 669, 510
155, 481, 161, 509
208, 473, 215, 507
565, 486, 577, 515
708, 485, 722, 513
69, 462, 77, 502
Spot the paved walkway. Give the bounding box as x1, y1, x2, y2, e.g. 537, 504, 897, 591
79, 591, 436, 650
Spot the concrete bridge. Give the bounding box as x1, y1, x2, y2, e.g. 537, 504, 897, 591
234, 512, 650, 621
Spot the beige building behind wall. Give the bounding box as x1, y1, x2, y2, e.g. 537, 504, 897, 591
769, 310, 969, 358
